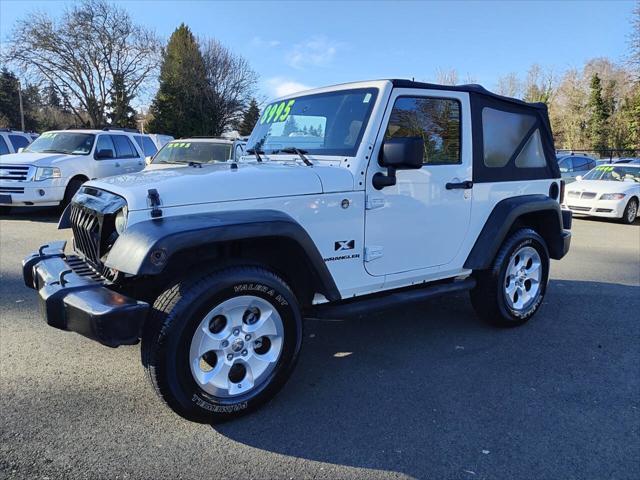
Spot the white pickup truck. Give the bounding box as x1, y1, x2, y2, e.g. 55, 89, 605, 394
23, 80, 572, 423
0, 128, 166, 212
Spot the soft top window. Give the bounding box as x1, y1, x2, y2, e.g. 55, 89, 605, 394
482, 108, 536, 168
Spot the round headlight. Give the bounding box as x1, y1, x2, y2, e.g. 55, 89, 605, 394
114, 206, 128, 234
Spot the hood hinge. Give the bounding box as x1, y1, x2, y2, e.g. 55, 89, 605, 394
147, 189, 163, 219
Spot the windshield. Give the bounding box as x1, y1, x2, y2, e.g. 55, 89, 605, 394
246, 88, 378, 157
25, 132, 95, 155
152, 141, 232, 164
583, 165, 640, 182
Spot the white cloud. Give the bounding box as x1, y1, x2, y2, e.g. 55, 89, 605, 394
286, 36, 338, 69
251, 36, 281, 48
265, 77, 314, 98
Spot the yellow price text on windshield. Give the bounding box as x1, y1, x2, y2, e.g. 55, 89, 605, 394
260, 99, 295, 124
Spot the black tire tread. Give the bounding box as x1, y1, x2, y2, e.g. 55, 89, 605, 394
141, 265, 296, 422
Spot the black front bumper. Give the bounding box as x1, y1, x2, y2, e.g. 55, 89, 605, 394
23, 241, 149, 347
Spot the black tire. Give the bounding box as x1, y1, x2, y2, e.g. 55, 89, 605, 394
141, 266, 303, 423
470, 228, 550, 327
60, 177, 85, 210
620, 198, 638, 224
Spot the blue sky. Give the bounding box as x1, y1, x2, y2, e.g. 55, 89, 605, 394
0, 0, 635, 107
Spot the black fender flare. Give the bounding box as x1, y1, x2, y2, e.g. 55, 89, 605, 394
104, 209, 341, 302
464, 194, 567, 270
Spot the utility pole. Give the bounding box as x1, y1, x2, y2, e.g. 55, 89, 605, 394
17, 78, 25, 131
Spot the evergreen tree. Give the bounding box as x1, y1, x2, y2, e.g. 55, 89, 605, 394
282, 115, 299, 137
148, 24, 208, 137
588, 73, 609, 152
238, 99, 260, 136
107, 72, 137, 128
0, 68, 21, 128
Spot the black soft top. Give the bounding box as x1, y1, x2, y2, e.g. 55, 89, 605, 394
390, 79, 548, 111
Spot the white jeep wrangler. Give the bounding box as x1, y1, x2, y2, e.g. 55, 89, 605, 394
23, 80, 572, 423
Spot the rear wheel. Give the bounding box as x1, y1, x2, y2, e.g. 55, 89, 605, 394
470, 229, 549, 327
141, 266, 303, 423
621, 198, 638, 224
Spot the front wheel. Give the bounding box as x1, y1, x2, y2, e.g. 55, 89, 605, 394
470, 228, 550, 327
141, 266, 303, 423
621, 198, 638, 224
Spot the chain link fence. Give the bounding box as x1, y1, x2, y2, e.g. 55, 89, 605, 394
556, 148, 639, 161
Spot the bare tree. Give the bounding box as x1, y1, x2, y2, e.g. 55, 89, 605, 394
3, 0, 161, 127
628, 1, 640, 78
435, 68, 459, 86
496, 73, 521, 98
200, 38, 258, 135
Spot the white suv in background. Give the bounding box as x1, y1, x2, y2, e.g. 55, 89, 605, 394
0, 128, 160, 212
0, 129, 34, 155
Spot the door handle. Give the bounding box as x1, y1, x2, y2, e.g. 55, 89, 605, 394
445, 180, 473, 190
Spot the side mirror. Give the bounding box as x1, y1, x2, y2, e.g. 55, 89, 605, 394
575, 175, 583, 182
95, 148, 114, 159
145, 155, 153, 165
17, 147, 24, 153
373, 137, 424, 190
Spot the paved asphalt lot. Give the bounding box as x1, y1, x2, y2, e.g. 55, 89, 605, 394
1, 209, 639, 480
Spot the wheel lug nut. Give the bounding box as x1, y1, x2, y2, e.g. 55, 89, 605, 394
227, 354, 233, 361
241, 349, 247, 356
245, 334, 251, 341
221, 340, 229, 348
233, 328, 240, 336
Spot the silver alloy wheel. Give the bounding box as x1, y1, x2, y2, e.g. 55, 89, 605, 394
627, 200, 637, 223
189, 295, 284, 398
504, 246, 542, 311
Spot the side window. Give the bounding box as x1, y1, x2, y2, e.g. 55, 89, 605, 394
141, 137, 158, 156
0, 136, 10, 155
573, 157, 591, 171
482, 108, 536, 167
385, 97, 461, 165
514, 129, 546, 168
95, 135, 116, 159
9, 135, 30, 151
112, 135, 139, 158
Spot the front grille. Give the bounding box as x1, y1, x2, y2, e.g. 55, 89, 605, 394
581, 192, 597, 199
567, 191, 580, 198
596, 208, 613, 213
567, 191, 597, 199
66, 255, 106, 283
0, 165, 31, 181
70, 204, 102, 265
0, 186, 24, 194
568, 205, 591, 212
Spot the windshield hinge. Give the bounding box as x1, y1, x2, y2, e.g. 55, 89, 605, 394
147, 189, 163, 219
365, 195, 385, 210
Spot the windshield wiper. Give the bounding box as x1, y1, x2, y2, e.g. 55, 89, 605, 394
246, 148, 264, 162
280, 147, 313, 166
40, 149, 67, 154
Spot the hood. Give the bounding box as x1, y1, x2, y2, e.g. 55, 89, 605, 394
0, 152, 74, 166
87, 161, 354, 211
567, 179, 638, 194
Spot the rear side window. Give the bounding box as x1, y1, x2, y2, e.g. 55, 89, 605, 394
572, 157, 592, 171
112, 135, 139, 158
9, 134, 30, 151
483, 108, 536, 167
140, 137, 158, 156
0, 136, 9, 155
385, 97, 461, 164
514, 129, 546, 168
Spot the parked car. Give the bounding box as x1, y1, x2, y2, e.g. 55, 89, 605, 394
23, 79, 571, 423
564, 164, 639, 223
0, 128, 34, 155
612, 157, 640, 164
146, 134, 174, 150
0, 128, 154, 212
148, 137, 234, 166
557, 153, 597, 183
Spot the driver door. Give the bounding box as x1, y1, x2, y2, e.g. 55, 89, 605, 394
364, 89, 473, 276
92, 134, 123, 178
